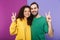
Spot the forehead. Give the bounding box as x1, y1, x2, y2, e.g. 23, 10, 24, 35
24, 8, 30, 10
31, 4, 37, 8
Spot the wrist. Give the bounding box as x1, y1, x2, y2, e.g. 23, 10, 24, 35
47, 21, 52, 23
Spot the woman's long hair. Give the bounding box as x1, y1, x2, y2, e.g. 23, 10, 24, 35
17, 5, 34, 26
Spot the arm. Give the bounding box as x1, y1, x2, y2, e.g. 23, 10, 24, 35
9, 21, 17, 35
48, 22, 54, 37
9, 12, 17, 35
45, 11, 54, 37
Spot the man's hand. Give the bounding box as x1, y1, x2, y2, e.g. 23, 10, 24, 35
45, 11, 52, 22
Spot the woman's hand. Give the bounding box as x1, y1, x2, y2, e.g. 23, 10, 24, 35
11, 12, 16, 22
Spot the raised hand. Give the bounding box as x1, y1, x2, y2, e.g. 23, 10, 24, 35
45, 11, 52, 22
11, 12, 16, 22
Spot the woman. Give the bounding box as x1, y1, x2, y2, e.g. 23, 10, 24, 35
9, 6, 33, 40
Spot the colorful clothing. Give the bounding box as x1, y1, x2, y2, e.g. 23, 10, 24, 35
31, 16, 48, 40
10, 18, 31, 40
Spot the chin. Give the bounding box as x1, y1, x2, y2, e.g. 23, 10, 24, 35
26, 16, 29, 18
33, 14, 36, 16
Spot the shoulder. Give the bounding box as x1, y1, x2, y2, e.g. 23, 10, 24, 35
41, 16, 47, 21
16, 18, 22, 22
41, 16, 46, 19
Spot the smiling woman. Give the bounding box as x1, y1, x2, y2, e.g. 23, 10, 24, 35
9, 5, 33, 40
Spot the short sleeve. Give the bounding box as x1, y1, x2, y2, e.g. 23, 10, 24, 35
43, 18, 48, 33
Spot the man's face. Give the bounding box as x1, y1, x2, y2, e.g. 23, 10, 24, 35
30, 4, 39, 16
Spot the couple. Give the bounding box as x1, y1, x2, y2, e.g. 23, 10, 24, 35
10, 2, 54, 40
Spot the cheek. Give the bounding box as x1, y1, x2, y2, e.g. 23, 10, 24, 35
35, 9, 37, 11
29, 12, 30, 14
31, 8, 33, 11
31, 10, 33, 12
24, 12, 27, 16
31, 9, 37, 12
27, 12, 30, 16
24, 12, 30, 16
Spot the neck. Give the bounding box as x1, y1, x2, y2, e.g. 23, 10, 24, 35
35, 14, 41, 18
24, 17, 27, 20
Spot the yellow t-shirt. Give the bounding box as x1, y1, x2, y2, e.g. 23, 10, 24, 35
9, 18, 31, 40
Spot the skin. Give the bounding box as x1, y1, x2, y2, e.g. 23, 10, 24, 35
11, 8, 31, 22
30, 4, 54, 37
24, 8, 30, 18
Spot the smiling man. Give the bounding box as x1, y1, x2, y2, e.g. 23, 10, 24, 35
30, 2, 54, 40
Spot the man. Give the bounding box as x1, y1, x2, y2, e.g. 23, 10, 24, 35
30, 2, 54, 40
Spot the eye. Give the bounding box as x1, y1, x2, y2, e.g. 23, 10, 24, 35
34, 7, 36, 9
31, 8, 33, 10
24, 11, 27, 12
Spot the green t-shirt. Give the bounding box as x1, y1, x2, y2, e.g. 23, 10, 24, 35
31, 16, 48, 40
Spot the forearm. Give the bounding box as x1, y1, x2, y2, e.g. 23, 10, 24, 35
48, 22, 54, 37
10, 21, 17, 35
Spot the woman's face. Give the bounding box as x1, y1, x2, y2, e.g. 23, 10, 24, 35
24, 8, 30, 18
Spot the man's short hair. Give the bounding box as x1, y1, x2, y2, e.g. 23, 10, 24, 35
30, 2, 39, 8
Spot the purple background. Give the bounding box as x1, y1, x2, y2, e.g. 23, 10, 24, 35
27, 0, 60, 40
0, 0, 27, 40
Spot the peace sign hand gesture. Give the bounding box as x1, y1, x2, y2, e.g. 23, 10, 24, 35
45, 11, 52, 22
11, 12, 16, 22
